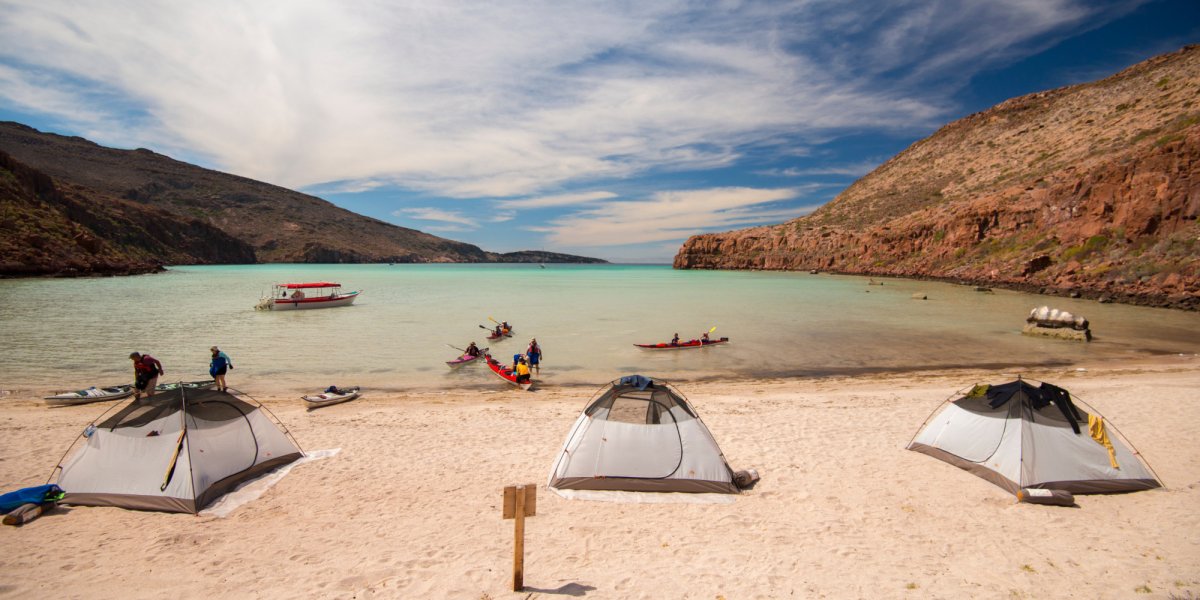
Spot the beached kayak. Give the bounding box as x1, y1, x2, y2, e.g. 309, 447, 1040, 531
155, 380, 217, 392
633, 337, 730, 350
446, 347, 489, 368
44, 384, 135, 406
302, 386, 361, 409
484, 354, 533, 391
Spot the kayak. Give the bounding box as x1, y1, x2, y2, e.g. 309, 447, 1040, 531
44, 384, 135, 406
633, 337, 730, 350
484, 354, 533, 391
302, 386, 361, 409
446, 347, 489, 368
155, 380, 217, 392
486, 328, 514, 340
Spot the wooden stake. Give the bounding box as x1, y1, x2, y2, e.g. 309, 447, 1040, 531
503, 483, 537, 592
513, 484, 526, 591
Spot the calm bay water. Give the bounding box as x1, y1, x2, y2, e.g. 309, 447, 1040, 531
1, 264, 1198, 394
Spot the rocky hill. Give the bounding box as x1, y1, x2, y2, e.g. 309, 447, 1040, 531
0, 150, 254, 276
675, 46, 1200, 309
0, 122, 603, 276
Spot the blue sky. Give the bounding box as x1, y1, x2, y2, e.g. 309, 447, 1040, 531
1, 1, 1197, 263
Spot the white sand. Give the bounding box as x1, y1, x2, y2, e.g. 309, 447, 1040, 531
1, 362, 1198, 599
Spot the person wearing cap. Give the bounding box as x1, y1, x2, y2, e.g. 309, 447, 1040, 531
209, 346, 233, 392
129, 352, 164, 399
525, 338, 542, 374
515, 356, 531, 384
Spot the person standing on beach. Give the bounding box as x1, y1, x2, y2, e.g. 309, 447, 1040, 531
130, 352, 164, 399
209, 346, 233, 392
526, 338, 542, 374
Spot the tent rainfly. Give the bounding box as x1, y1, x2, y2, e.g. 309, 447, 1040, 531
52, 387, 303, 513
548, 375, 740, 495
907, 379, 1160, 495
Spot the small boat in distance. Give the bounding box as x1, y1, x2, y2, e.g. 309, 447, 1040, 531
634, 337, 730, 350
256, 282, 361, 311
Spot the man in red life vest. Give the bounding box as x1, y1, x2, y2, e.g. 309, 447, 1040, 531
130, 352, 164, 399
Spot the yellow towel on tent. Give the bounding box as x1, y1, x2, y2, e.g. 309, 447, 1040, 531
1088, 414, 1119, 469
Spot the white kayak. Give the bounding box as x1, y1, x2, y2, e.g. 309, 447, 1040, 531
302, 386, 361, 409
155, 380, 217, 392
44, 384, 135, 406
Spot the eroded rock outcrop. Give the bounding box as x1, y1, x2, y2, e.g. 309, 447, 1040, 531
675, 46, 1200, 310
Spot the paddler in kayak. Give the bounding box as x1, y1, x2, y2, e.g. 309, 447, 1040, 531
515, 356, 532, 384
670, 333, 680, 346
464, 342, 481, 357
700, 330, 710, 342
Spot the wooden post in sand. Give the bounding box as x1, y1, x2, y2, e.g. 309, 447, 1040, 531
502, 484, 537, 591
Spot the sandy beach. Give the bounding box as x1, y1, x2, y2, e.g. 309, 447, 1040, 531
1, 361, 1198, 599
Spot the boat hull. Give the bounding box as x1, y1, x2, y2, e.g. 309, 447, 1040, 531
634, 337, 730, 350
484, 354, 533, 391
303, 387, 361, 409
44, 385, 135, 406
261, 291, 360, 311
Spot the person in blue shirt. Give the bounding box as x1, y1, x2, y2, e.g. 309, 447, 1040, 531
209, 346, 234, 392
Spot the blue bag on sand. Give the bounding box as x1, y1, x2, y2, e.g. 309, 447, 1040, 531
0, 484, 64, 513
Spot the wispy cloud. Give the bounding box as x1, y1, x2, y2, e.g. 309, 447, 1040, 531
758, 160, 885, 178
495, 191, 618, 210
542, 187, 814, 247
0, 0, 1142, 198
393, 207, 478, 229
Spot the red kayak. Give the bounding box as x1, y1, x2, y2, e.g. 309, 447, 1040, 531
486, 328, 514, 340
484, 354, 533, 391
634, 337, 730, 350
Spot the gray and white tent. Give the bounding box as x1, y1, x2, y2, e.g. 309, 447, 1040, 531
548, 376, 739, 495
907, 379, 1160, 495
52, 387, 303, 513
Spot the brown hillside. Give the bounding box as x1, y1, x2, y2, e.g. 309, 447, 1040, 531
0, 123, 605, 273
0, 151, 255, 276
675, 45, 1200, 309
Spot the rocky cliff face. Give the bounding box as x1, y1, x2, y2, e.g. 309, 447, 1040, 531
675, 46, 1200, 309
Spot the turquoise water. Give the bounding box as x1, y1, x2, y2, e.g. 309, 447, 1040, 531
1, 264, 1198, 394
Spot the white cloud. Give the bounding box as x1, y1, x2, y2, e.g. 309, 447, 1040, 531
0, 0, 1143, 198
759, 160, 884, 178
393, 207, 478, 229
496, 191, 618, 210
542, 187, 815, 247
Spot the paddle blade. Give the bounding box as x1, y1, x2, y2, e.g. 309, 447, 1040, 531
488, 316, 500, 324
709, 326, 717, 333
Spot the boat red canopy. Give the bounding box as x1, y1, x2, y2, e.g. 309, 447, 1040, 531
282, 282, 341, 289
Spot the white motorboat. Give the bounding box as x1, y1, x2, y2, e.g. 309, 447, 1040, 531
256, 282, 361, 311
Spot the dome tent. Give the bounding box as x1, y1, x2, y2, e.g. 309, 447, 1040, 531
907, 378, 1160, 495
548, 375, 739, 495
53, 387, 303, 513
